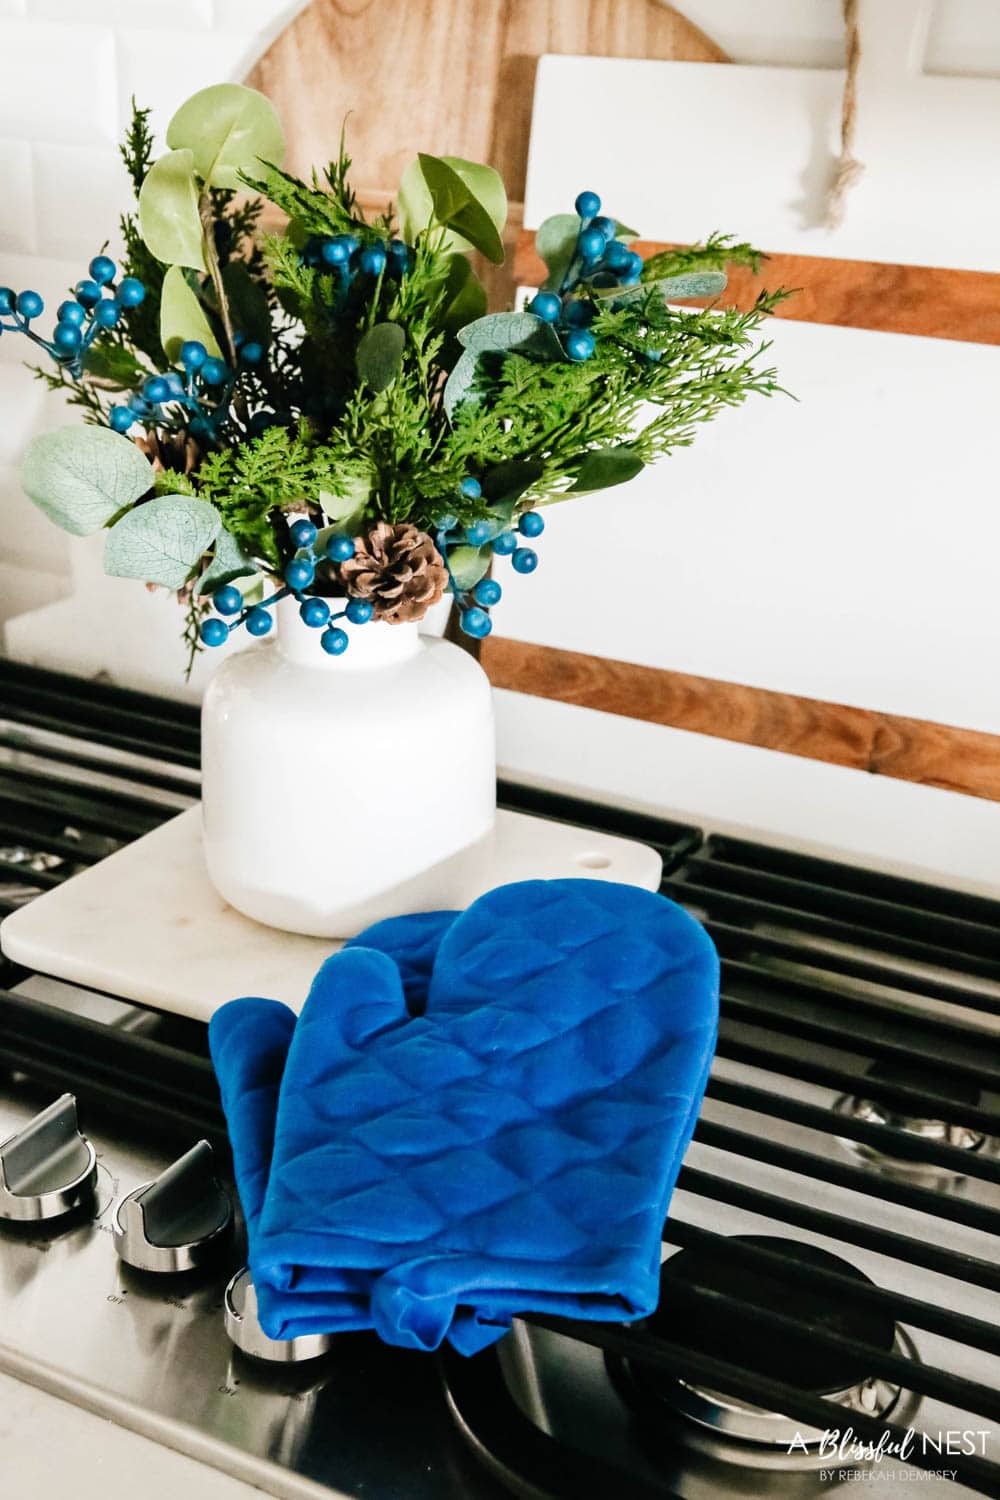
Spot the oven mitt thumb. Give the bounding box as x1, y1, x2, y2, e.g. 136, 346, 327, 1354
209, 997, 295, 1238
251, 879, 720, 1356
208, 910, 455, 1253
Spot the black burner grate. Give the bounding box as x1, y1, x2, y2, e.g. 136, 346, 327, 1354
1, 659, 999, 1497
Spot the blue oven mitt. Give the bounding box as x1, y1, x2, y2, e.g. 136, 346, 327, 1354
246, 879, 719, 1355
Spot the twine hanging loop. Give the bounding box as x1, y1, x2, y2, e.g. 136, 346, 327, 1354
826, 0, 864, 228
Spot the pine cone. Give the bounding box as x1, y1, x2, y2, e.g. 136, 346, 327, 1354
133, 429, 201, 477
338, 521, 448, 624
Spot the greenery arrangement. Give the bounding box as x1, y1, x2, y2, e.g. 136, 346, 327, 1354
5, 83, 785, 673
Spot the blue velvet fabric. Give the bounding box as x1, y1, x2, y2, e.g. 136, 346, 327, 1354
209, 879, 719, 1354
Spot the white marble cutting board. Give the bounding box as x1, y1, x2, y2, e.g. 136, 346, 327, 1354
0, 807, 662, 1022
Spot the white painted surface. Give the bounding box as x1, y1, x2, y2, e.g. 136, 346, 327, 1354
0, 805, 663, 1021
495, 312, 1000, 734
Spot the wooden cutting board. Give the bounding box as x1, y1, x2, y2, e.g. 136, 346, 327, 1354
244, 0, 727, 223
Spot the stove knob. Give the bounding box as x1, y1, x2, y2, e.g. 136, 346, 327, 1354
0, 1093, 97, 1222
224, 1266, 333, 1362
113, 1140, 232, 1273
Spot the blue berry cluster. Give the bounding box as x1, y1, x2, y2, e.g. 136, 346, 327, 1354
527, 191, 643, 363
199, 484, 545, 653
0, 257, 145, 378
199, 520, 372, 656
436, 477, 544, 640
110, 336, 264, 441
302, 233, 415, 284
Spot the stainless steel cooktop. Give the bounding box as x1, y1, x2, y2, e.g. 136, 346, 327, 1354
0, 1062, 498, 1500
1, 660, 999, 1499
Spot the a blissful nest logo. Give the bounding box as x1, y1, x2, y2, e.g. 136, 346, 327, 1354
788, 1426, 991, 1484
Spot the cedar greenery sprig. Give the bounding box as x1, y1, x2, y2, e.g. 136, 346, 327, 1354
641, 231, 765, 281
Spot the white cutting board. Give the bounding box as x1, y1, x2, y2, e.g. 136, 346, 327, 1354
0, 806, 662, 1022
499, 5, 1000, 737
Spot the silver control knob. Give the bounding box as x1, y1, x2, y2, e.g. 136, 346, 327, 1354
224, 1266, 333, 1362
113, 1140, 232, 1273
0, 1094, 97, 1222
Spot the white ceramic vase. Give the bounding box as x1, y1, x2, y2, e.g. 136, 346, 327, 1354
201, 595, 496, 937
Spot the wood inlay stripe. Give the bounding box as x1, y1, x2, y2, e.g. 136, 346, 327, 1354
481, 638, 1000, 803
514, 230, 1000, 346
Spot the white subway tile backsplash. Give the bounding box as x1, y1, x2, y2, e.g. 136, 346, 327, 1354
0, 459, 71, 573
0, 368, 47, 464
0, 253, 88, 366
653, 0, 846, 67
211, 0, 306, 40
115, 27, 254, 142
31, 0, 214, 27
0, 21, 118, 144
33, 144, 130, 261
926, 0, 1000, 78
0, 561, 68, 626
0, 139, 35, 254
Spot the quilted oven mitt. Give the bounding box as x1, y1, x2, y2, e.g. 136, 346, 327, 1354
209, 910, 452, 1330
211, 879, 719, 1355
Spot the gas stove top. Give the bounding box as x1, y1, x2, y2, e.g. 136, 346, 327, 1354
1, 659, 999, 1498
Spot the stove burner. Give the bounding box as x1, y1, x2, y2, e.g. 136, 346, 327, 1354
617, 1236, 903, 1447
836, 1060, 988, 1177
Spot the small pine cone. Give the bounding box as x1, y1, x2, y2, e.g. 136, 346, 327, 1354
339, 521, 448, 624
134, 429, 201, 477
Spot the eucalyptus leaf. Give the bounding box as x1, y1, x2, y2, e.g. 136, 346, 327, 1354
319, 471, 373, 529
447, 544, 492, 591
442, 348, 486, 421
196, 527, 257, 596
536, 213, 579, 291
596, 270, 727, 305
166, 83, 285, 191
20, 427, 154, 536
398, 154, 506, 256
482, 459, 545, 509
441, 254, 487, 337
412, 154, 504, 264
160, 264, 222, 363
446, 159, 506, 238
104, 495, 221, 589
444, 200, 505, 266
569, 445, 645, 494
536, 214, 638, 291
356, 322, 406, 392
138, 148, 205, 272
457, 311, 562, 360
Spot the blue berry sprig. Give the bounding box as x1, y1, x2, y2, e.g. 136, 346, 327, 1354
0, 257, 145, 378
302, 233, 415, 305
526, 191, 643, 364
198, 520, 373, 656
109, 336, 264, 441
435, 477, 545, 639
